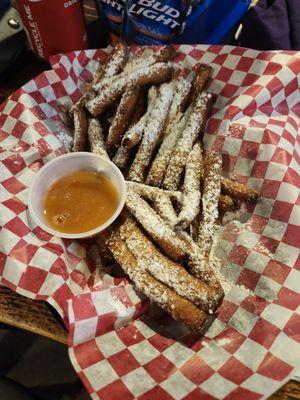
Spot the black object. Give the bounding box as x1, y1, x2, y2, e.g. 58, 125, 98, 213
0, 378, 37, 400
0, 6, 26, 76
240, 0, 300, 50
0, 327, 87, 400
87, 19, 108, 49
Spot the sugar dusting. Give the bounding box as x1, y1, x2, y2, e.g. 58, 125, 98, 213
87, 118, 108, 158
125, 189, 187, 260
56, 130, 73, 151
163, 92, 213, 190
129, 82, 174, 182
198, 153, 222, 255
169, 78, 191, 117
124, 46, 172, 75
209, 225, 233, 295
109, 295, 130, 317
126, 181, 182, 203
146, 111, 187, 187
123, 49, 158, 74
120, 220, 220, 311
210, 209, 264, 296
87, 63, 170, 116
120, 86, 157, 150
177, 142, 202, 228
222, 209, 245, 225
153, 193, 178, 226
216, 337, 232, 346
103, 46, 124, 79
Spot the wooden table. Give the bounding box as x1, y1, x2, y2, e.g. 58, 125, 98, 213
0, 2, 299, 399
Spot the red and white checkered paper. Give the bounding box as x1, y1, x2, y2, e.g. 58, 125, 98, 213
0, 45, 300, 399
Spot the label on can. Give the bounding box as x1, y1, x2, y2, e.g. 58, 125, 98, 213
96, 0, 126, 42
15, 0, 87, 61
123, 0, 188, 45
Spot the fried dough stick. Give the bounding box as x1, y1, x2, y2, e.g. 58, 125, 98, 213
113, 88, 156, 170
94, 42, 128, 82
128, 83, 174, 182
126, 188, 222, 291
126, 189, 186, 261
107, 231, 208, 331
179, 231, 223, 291
168, 77, 192, 122
198, 152, 222, 256
127, 182, 236, 215
146, 79, 192, 187
221, 177, 260, 203
153, 193, 178, 226
126, 181, 181, 203
190, 64, 212, 104
96, 45, 175, 91
86, 63, 171, 116
163, 92, 213, 190
106, 86, 140, 154
125, 181, 178, 225
72, 107, 88, 151
71, 42, 128, 112
123, 45, 175, 74
145, 112, 186, 187
120, 218, 222, 312
176, 142, 203, 229
87, 117, 108, 158
219, 194, 237, 212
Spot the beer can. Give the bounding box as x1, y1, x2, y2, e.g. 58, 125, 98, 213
96, 0, 125, 45
122, 0, 188, 46
122, 0, 251, 46
15, 0, 88, 61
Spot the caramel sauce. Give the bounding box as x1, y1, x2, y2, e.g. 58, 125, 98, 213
43, 171, 119, 234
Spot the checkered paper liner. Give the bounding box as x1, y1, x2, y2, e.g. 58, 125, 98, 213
0, 45, 299, 399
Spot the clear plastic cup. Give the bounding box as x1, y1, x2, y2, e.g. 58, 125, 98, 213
28, 152, 126, 239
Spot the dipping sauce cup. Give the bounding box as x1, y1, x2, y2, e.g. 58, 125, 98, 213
28, 152, 126, 239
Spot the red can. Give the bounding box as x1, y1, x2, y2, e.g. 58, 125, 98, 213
15, 0, 88, 61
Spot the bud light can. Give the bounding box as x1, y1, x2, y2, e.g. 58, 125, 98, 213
123, 0, 188, 45
96, 0, 126, 45
15, 0, 88, 61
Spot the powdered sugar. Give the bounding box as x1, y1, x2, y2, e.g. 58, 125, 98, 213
209, 236, 233, 295
123, 49, 158, 74
87, 62, 171, 116
176, 142, 203, 228
56, 130, 73, 151
129, 82, 174, 182
108, 295, 130, 317
169, 78, 192, 117
216, 337, 232, 346
103, 48, 124, 79
198, 153, 222, 255
125, 189, 187, 261
87, 118, 108, 158
126, 181, 182, 203
163, 92, 213, 190
120, 219, 221, 311
153, 193, 178, 226
120, 86, 157, 150
146, 111, 187, 187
